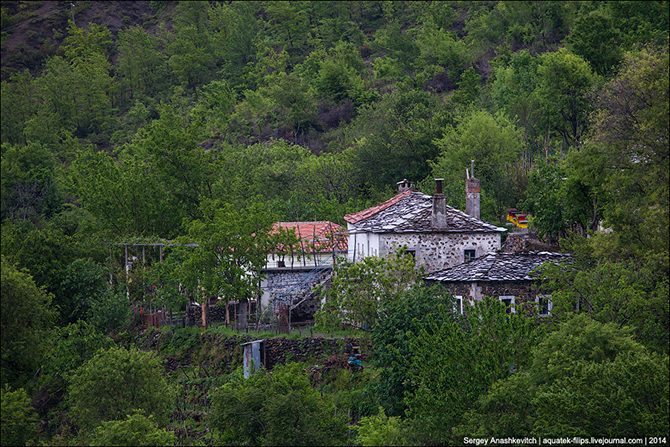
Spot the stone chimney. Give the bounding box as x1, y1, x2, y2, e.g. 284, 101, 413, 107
465, 160, 480, 220
396, 179, 411, 193
432, 178, 447, 230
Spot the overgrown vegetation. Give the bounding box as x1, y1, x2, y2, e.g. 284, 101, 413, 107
1, 1, 668, 445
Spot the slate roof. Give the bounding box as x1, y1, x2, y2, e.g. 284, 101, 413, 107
345, 191, 505, 234
425, 252, 572, 282
271, 221, 348, 252
344, 189, 413, 224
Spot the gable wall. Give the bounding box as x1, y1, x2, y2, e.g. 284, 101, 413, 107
379, 232, 501, 273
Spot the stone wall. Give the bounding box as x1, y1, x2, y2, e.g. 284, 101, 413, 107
433, 280, 547, 315
380, 232, 501, 273
263, 337, 371, 369
261, 268, 332, 321
146, 328, 370, 374
186, 303, 228, 326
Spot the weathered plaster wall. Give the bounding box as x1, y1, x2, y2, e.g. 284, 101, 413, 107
379, 232, 501, 273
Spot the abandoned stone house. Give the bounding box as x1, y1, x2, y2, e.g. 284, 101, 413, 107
425, 251, 571, 316
344, 170, 506, 273
260, 221, 347, 322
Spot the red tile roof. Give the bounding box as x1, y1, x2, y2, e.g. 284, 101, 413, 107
271, 221, 348, 252
344, 189, 412, 224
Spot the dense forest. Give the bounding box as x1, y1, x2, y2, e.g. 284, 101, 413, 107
1, 1, 669, 445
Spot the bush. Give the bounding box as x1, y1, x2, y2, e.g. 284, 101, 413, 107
210, 363, 348, 446
1, 385, 39, 446
89, 412, 175, 446
355, 407, 410, 446
66, 346, 174, 431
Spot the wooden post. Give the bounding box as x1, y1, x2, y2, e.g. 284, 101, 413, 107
314, 227, 317, 266
297, 226, 307, 267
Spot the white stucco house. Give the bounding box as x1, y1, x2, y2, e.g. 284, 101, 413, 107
344, 173, 506, 274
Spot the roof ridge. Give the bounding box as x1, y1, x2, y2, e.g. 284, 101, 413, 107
344, 189, 413, 224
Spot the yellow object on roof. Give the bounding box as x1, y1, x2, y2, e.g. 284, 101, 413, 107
507, 209, 529, 229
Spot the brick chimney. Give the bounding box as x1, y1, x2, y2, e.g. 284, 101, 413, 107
465, 160, 480, 220
432, 178, 447, 230
396, 178, 411, 193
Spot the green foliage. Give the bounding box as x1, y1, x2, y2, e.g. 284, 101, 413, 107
175, 201, 274, 304
42, 320, 113, 382
116, 26, 168, 103
568, 8, 622, 76
89, 412, 175, 447
577, 46, 669, 262
52, 258, 108, 324
317, 251, 419, 330
431, 109, 524, 219
534, 48, 596, 149
540, 237, 669, 354
371, 285, 458, 415
209, 363, 348, 446
1, 142, 60, 222
458, 315, 670, 437
355, 407, 410, 446
66, 346, 174, 431
0, 385, 39, 446
1, 258, 56, 387
405, 298, 540, 444
523, 157, 595, 242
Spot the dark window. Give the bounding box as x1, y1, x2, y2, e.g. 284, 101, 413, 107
464, 249, 476, 262
499, 296, 515, 314
537, 295, 552, 316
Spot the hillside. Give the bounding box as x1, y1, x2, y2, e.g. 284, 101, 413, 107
1, 1, 668, 445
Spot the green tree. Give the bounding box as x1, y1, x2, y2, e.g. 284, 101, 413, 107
89, 412, 175, 447
340, 87, 447, 193
316, 251, 419, 331
210, 363, 348, 446
52, 258, 108, 324
568, 8, 622, 76
1, 259, 56, 386
355, 407, 410, 446
372, 285, 458, 415
174, 201, 274, 324
86, 287, 131, 336
534, 48, 596, 150
430, 109, 524, 220
458, 315, 669, 437
405, 298, 539, 444
1, 142, 60, 222
42, 320, 113, 383
0, 385, 39, 446
576, 46, 669, 262
523, 158, 595, 242
0, 71, 35, 145
66, 346, 174, 431
116, 26, 168, 103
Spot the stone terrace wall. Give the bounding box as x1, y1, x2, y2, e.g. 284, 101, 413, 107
145, 328, 370, 374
